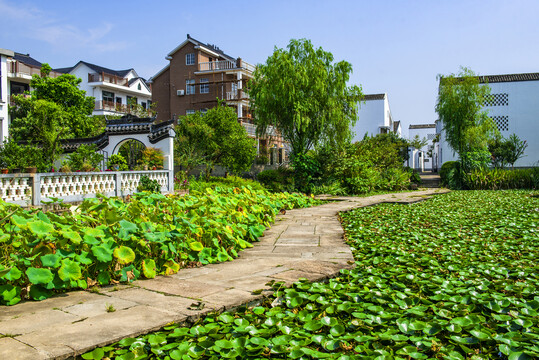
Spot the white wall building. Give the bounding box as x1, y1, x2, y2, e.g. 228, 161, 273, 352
352, 93, 401, 142
436, 72, 539, 169
55, 61, 152, 116
0, 49, 15, 143
408, 124, 437, 172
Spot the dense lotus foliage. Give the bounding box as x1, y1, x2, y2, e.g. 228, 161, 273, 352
0, 187, 320, 305
82, 190, 538, 359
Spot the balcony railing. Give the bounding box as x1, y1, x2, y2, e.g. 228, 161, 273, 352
226, 90, 249, 101
88, 72, 129, 87
7, 60, 63, 79
240, 121, 278, 138
94, 100, 152, 115
198, 60, 255, 73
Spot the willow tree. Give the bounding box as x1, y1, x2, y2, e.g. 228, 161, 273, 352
248, 39, 363, 158
436, 67, 497, 172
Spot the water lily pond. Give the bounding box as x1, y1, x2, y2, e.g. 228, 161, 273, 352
82, 190, 539, 360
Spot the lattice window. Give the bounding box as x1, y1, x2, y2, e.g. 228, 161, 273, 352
491, 116, 509, 131
427, 133, 436, 140
484, 93, 508, 106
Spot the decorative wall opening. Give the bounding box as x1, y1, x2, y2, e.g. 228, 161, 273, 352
116, 139, 146, 169
484, 93, 508, 106
491, 115, 509, 131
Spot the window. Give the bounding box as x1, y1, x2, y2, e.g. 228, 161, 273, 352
186, 109, 196, 115
103, 91, 114, 104
484, 93, 509, 106
186, 53, 195, 65
201, 108, 208, 115
138, 84, 141, 90
141, 101, 147, 110
116, 97, 122, 105
200, 78, 209, 94
186, 79, 195, 95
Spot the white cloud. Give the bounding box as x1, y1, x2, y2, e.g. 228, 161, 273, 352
0, 0, 129, 53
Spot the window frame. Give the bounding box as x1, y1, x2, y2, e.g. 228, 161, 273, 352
186, 79, 195, 95
186, 53, 195, 65
200, 78, 209, 94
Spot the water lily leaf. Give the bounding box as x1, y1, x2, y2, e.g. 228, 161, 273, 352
92, 245, 113, 263
119, 220, 138, 233
84, 228, 105, 238
304, 320, 324, 331
28, 220, 55, 237
41, 254, 61, 268
114, 246, 136, 265
61, 230, 82, 245
26, 267, 54, 285
0, 284, 21, 305
58, 259, 82, 281
142, 259, 156, 278
2, 267, 22, 281
188, 241, 204, 252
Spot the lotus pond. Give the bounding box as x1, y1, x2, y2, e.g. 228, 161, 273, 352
81, 190, 538, 359
0, 186, 320, 305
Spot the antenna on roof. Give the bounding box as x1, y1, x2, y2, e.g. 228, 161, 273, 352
187, 34, 190, 39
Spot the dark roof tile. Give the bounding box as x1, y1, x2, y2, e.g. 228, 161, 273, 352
363, 93, 386, 101
14, 53, 42, 68
409, 124, 436, 129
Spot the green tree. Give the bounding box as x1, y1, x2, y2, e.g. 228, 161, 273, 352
248, 39, 363, 158
436, 67, 498, 177
10, 64, 102, 140
174, 103, 256, 179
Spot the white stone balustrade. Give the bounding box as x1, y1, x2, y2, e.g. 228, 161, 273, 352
0, 170, 173, 206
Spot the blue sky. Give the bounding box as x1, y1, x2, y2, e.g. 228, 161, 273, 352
1, 0, 538, 137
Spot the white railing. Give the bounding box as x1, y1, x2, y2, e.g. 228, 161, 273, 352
198, 60, 236, 72
226, 90, 249, 101
242, 61, 256, 73
0, 170, 173, 206
240, 123, 278, 138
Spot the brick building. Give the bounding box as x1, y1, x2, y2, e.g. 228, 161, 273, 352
150, 35, 285, 161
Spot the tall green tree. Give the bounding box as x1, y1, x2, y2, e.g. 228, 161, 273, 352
174, 103, 256, 179
248, 39, 363, 158
435, 67, 498, 172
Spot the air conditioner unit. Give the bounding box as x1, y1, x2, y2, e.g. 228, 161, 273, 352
177, 90, 185, 96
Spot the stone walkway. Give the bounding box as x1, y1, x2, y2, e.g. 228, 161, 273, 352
0, 189, 448, 360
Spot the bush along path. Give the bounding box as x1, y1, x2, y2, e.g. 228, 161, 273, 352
0, 189, 447, 359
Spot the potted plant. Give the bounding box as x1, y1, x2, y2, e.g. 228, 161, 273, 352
106, 154, 128, 171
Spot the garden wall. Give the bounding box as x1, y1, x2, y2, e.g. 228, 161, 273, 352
0, 170, 173, 206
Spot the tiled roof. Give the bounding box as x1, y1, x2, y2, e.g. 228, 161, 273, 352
409, 124, 436, 129
363, 93, 386, 101
393, 120, 401, 132
477, 73, 539, 83
186, 34, 236, 62
55, 61, 133, 78
14, 53, 42, 68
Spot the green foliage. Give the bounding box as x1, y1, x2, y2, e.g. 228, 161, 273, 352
85, 191, 539, 359
65, 144, 104, 172
489, 134, 528, 169
0, 186, 318, 305
175, 104, 256, 179
332, 134, 411, 194
256, 167, 295, 193
249, 38, 363, 158
138, 147, 164, 169
291, 153, 321, 193
461, 149, 491, 171
0, 139, 49, 171
106, 154, 128, 171
440, 161, 459, 186
189, 175, 267, 193
136, 175, 161, 193
463, 167, 539, 190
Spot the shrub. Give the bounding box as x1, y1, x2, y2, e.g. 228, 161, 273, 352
291, 153, 321, 193
137, 175, 161, 193
405, 167, 422, 185
139, 147, 164, 169
256, 168, 295, 193
463, 167, 539, 190
439, 161, 458, 186
65, 144, 104, 171
107, 154, 128, 171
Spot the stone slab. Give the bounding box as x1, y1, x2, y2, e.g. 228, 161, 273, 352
0, 309, 81, 336
0, 337, 48, 360
135, 277, 228, 299
61, 297, 138, 317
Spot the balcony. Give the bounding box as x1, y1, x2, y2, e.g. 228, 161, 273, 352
94, 100, 152, 116
7, 60, 63, 80
240, 120, 278, 138
226, 90, 249, 101
198, 59, 255, 73
88, 73, 128, 87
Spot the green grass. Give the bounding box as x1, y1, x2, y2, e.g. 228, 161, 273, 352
82, 190, 539, 359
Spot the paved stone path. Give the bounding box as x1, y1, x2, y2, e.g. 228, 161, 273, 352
0, 189, 448, 359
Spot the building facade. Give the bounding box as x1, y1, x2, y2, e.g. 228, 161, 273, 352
436, 72, 539, 169
351, 93, 400, 142
408, 124, 437, 171
55, 61, 151, 116
150, 34, 284, 159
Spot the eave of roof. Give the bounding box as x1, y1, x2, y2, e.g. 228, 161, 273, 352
363, 93, 386, 101
409, 124, 436, 129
